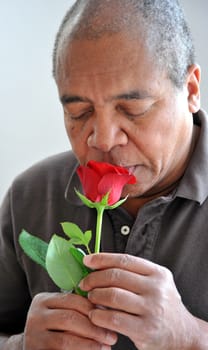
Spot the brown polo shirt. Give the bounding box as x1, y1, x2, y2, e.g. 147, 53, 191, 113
0, 110, 208, 349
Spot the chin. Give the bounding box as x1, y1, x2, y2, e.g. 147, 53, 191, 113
122, 184, 140, 198
122, 182, 153, 199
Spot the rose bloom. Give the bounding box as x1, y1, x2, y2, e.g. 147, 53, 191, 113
77, 160, 136, 205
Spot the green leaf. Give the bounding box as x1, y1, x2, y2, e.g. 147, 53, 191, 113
19, 230, 48, 270
69, 247, 92, 297
84, 230, 92, 245
61, 222, 84, 240
45, 235, 85, 291
74, 286, 88, 297
61, 222, 92, 253
67, 237, 84, 245
69, 246, 91, 276
69, 246, 85, 265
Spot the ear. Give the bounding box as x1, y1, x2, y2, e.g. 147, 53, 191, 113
186, 64, 201, 113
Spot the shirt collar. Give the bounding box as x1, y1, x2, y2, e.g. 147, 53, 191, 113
175, 109, 208, 205
64, 156, 85, 206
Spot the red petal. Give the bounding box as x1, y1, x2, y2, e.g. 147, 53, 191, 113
87, 160, 130, 177
77, 166, 101, 202
77, 161, 136, 204
127, 174, 137, 184
98, 173, 135, 205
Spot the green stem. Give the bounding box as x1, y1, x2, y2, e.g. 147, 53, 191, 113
86, 245, 92, 255
94, 206, 105, 253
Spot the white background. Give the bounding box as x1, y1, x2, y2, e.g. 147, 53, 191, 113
0, 0, 207, 202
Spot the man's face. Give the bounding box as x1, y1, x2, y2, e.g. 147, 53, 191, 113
57, 33, 195, 198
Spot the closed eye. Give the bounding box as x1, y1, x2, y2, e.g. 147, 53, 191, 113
65, 108, 94, 121
117, 104, 150, 119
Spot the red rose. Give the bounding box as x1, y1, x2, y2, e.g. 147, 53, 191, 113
77, 160, 136, 205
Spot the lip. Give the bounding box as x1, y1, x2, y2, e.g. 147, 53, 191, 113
123, 165, 137, 175
86, 159, 139, 175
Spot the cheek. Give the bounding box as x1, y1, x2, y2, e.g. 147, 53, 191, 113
64, 119, 90, 162
64, 117, 82, 144
64, 117, 74, 135
131, 122, 163, 160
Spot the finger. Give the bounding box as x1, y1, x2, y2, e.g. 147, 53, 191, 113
88, 287, 146, 316
34, 292, 93, 316
83, 253, 158, 275
80, 268, 151, 293
29, 329, 113, 350
89, 308, 143, 345
44, 308, 117, 346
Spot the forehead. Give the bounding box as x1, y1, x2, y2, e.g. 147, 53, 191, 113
58, 33, 156, 77
56, 33, 168, 98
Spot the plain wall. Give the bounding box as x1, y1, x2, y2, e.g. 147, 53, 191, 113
0, 0, 207, 202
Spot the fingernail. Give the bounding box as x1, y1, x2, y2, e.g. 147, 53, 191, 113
101, 345, 110, 350
88, 309, 93, 319
106, 332, 117, 345
78, 278, 88, 290
78, 280, 84, 289
83, 254, 93, 266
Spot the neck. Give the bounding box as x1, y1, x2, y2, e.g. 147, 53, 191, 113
122, 183, 177, 217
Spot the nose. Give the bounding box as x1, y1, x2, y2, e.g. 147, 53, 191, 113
87, 111, 128, 152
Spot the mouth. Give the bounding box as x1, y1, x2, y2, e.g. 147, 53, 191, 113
123, 165, 137, 175
86, 158, 139, 176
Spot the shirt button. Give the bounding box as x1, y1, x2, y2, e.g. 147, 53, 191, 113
120, 225, 130, 236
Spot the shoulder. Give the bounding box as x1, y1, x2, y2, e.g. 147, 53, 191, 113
15, 150, 77, 177
10, 151, 78, 200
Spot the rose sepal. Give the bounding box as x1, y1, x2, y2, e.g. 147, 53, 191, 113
75, 188, 100, 209
105, 196, 128, 209
75, 188, 128, 210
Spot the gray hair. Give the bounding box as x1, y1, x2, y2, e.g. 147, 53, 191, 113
52, 0, 195, 88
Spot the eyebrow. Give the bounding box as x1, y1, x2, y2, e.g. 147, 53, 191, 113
60, 90, 152, 105
114, 90, 152, 100
60, 95, 92, 105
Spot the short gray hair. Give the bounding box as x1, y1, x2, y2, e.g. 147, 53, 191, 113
52, 0, 195, 88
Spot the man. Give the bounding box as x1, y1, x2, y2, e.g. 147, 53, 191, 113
0, 0, 208, 349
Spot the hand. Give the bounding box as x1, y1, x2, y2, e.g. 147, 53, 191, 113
23, 292, 117, 350
80, 253, 199, 350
